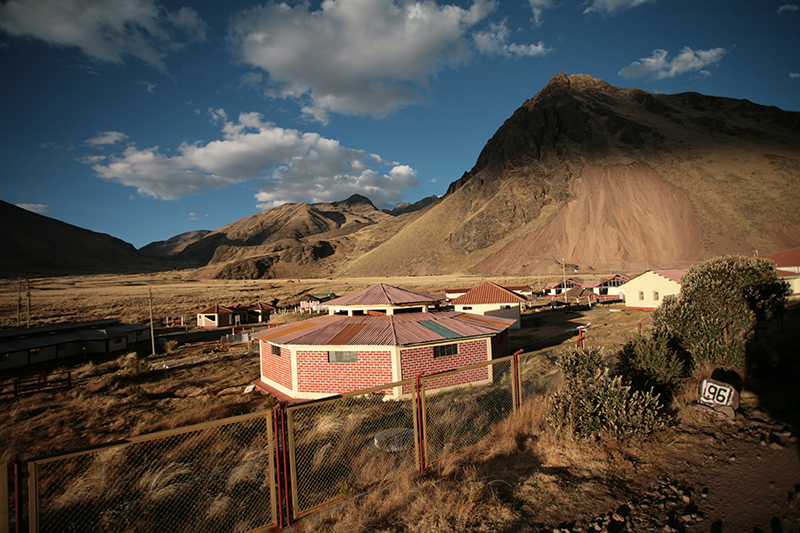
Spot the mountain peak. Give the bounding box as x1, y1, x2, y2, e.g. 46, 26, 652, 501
334, 194, 376, 208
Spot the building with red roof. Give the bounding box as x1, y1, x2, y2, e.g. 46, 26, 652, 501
451, 281, 527, 329
196, 302, 275, 328
251, 283, 515, 400
620, 269, 688, 310
581, 274, 630, 299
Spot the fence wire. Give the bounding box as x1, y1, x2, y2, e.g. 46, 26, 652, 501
286, 381, 418, 519
517, 349, 562, 407
420, 357, 515, 467
28, 412, 276, 533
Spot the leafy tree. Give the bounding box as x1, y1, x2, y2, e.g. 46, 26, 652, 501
651, 256, 788, 372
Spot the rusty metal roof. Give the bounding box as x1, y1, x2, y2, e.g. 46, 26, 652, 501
762, 246, 800, 269
324, 283, 442, 307
452, 281, 527, 305
251, 310, 514, 347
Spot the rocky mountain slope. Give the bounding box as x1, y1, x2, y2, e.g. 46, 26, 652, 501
3, 73, 799, 280
0, 200, 160, 277
344, 73, 800, 276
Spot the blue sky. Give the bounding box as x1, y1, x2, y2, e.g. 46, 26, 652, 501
1, 0, 798, 249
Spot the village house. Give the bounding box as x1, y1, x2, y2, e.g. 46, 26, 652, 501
542, 278, 583, 298
196, 302, 274, 328
0, 319, 150, 372
761, 246, 800, 297
451, 281, 527, 329
581, 274, 630, 299
251, 283, 515, 401
620, 269, 688, 310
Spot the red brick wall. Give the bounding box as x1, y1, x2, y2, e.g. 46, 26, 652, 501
261, 342, 292, 390
491, 330, 508, 360
400, 339, 490, 392
296, 349, 393, 395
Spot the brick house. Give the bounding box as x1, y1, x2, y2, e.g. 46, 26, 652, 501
251, 283, 515, 400
451, 281, 527, 329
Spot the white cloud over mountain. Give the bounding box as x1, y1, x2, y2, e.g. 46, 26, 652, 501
618, 47, 728, 80
86, 111, 419, 207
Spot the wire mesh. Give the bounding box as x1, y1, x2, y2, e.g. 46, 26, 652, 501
286, 380, 418, 519
28, 411, 276, 533
420, 358, 514, 467
517, 349, 562, 407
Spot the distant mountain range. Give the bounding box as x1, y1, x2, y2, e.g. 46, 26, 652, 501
3, 72, 799, 279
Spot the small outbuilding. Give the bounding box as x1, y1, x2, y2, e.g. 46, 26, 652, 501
543, 278, 583, 297
620, 269, 688, 310
252, 283, 515, 400
581, 274, 630, 299
451, 281, 527, 329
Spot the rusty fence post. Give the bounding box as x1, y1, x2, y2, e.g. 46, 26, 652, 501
512, 350, 523, 413
415, 375, 425, 473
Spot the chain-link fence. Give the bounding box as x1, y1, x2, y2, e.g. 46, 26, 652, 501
27, 411, 276, 533
285, 380, 418, 520
517, 349, 562, 407
8, 348, 563, 530
420, 357, 515, 467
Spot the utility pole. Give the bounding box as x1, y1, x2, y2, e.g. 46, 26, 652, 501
557, 255, 567, 304
17, 278, 21, 327
26, 278, 31, 328
148, 287, 156, 356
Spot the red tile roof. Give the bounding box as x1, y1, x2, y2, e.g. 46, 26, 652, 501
762, 246, 800, 269
325, 283, 442, 307
452, 281, 527, 305
652, 269, 689, 284
251, 310, 514, 347
197, 304, 234, 314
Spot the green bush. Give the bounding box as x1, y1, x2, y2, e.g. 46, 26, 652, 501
547, 347, 667, 439
651, 255, 788, 373
616, 334, 689, 398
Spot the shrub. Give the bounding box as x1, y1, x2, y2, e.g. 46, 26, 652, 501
651, 255, 788, 373
547, 347, 667, 439
616, 334, 689, 398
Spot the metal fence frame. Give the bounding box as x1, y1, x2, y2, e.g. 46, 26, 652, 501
27, 410, 277, 533
284, 379, 419, 520
5, 348, 562, 531
419, 356, 516, 469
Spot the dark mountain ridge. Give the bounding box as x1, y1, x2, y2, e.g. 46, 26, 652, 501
2, 73, 799, 279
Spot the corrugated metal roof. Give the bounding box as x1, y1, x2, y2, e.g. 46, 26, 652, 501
325, 283, 442, 307
452, 281, 526, 305
251, 310, 514, 347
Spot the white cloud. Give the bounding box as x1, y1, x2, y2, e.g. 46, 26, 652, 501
0, 0, 208, 70
87, 111, 419, 208
474, 21, 551, 58
791, 72, 800, 79
137, 80, 157, 93
227, 0, 497, 122
584, 0, 655, 14
528, 0, 553, 26
17, 203, 49, 214
618, 47, 728, 80
84, 131, 129, 146
777, 4, 799, 13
